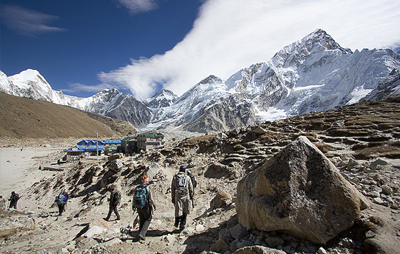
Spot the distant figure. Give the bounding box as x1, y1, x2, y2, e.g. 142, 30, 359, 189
133, 174, 156, 241
187, 170, 197, 189
55, 189, 69, 216
104, 185, 121, 221
0, 195, 6, 210
171, 166, 194, 231
187, 170, 197, 208
9, 191, 20, 209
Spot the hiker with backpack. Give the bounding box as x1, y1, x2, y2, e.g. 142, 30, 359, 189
133, 174, 156, 241
171, 166, 194, 231
104, 185, 121, 221
8, 191, 20, 209
55, 189, 69, 216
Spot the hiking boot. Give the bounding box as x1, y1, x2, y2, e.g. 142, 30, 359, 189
103, 218, 109, 221
139, 234, 145, 242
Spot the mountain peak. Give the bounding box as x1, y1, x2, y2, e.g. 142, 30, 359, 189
199, 75, 222, 85
144, 88, 178, 108
302, 29, 352, 53
271, 29, 352, 68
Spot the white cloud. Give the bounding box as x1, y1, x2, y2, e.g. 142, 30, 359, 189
116, 0, 159, 13
0, 5, 66, 37
100, 0, 400, 101
63, 83, 114, 94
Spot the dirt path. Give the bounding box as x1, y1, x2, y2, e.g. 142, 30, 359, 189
0, 147, 60, 197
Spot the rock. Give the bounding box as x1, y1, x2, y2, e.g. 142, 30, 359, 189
233, 245, 286, 254
163, 234, 176, 244
265, 236, 284, 248
108, 154, 123, 161
102, 237, 122, 247
205, 163, 236, 178
195, 224, 205, 232
346, 159, 360, 171
252, 126, 268, 135
236, 136, 369, 245
210, 190, 232, 209
82, 225, 107, 238
317, 247, 328, 254
211, 238, 230, 253
146, 163, 161, 181
108, 159, 124, 172
214, 133, 227, 142
236, 240, 254, 249
57, 248, 69, 254
76, 218, 110, 239
219, 228, 233, 243
229, 223, 248, 240
233, 144, 246, 151
373, 197, 386, 205
75, 237, 99, 250
0, 216, 36, 233
370, 158, 388, 170
381, 185, 393, 195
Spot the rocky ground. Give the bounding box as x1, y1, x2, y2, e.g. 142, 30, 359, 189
1, 97, 400, 253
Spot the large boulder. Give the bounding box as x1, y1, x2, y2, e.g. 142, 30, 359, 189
236, 136, 369, 245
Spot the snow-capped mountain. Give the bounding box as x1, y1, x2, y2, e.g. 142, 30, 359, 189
148, 29, 400, 132
0, 70, 152, 128
1, 29, 400, 134
0, 69, 71, 104
144, 89, 178, 108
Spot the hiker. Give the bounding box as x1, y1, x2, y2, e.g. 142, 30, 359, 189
132, 174, 156, 241
171, 166, 194, 231
104, 185, 121, 221
0, 196, 6, 210
187, 170, 197, 189
8, 191, 20, 209
55, 190, 69, 216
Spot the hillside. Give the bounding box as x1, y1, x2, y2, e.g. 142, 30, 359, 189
1, 96, 400, 253
0, 92, 137, 139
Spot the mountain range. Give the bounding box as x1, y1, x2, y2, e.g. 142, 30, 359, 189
1, 29, 400, 134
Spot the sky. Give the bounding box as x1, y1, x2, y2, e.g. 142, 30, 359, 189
1, 0, 400, 101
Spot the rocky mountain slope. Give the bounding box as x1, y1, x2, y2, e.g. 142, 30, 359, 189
0, 92, 137, 139
1, 29, 400, 134
1, 96, 399, 253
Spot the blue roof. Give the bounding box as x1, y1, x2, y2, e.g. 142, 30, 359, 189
103, 140, 121, 144
65, 147, 84, 153
77, 140, 105, 151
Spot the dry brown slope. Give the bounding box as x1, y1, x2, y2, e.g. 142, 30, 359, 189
0, 92, 137, 139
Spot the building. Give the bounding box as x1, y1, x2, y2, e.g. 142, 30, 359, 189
64, 146, 85, 161
121, 133, 164, 154
76, 140, 104, 155
103, 140, 122, 155
137, 133, 164, 152
121, 136, 137, 155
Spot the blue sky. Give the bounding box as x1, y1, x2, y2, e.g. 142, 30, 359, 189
1, 0, 400, 101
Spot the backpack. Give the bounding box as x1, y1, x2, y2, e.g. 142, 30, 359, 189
56, 194, 67, 205
134, 185, 148, 209
113, 191, 121, 205
189, 175, 197, 188
176, 174, 188, 195
14, 193, 20, 201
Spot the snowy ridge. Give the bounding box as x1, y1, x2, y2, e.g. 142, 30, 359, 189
1, 29, 400, 134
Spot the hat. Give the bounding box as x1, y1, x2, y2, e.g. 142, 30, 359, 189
179, 166, 186, 172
